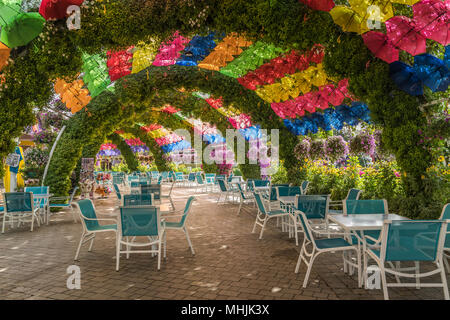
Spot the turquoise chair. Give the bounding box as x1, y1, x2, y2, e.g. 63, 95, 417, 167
117, 206, 166, 271
157, 175, 163, 185
24, 186, 50, 223
187, 172, 197, 187
301, 180, 310, 194
140, 184, 161, 202
252, 192, 288, 239
161, 171, 169, 182
438, 204, 450, 273
329, 188, 362, 214
205, 173, 216, 191
294, 210, 360, 288
2, 192, 40, 233
365, 219, 449, 300
73, 199, 117, 261
151, 171, 159, 179
49, 187, 79, 223
165, 196, 196, 255
217, 179, 232, 205
196, 174, 207, 193
160, 182, 175, 211
113, 184, 122, 204
291, 195, 331, 245
236, 183, 254, 216
122, 194, 154, 207
174, 172, 185, 186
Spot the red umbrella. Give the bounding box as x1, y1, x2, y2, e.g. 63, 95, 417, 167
413, 0, 449, 46
106, 47, 133, 81
386, 16, 426, 56
39, 0, 84, 21
362, 31, 399, 63
299, 0, 335, 12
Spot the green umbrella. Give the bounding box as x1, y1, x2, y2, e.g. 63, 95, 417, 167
0, 3, 44, 48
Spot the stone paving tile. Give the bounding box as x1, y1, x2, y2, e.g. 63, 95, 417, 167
0, 185, 448, 300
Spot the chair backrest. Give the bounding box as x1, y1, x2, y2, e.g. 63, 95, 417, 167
253, 180, 270, 188
381, 220, 447, 262
151, 171, 159, 178
237, 183, 247, 199
122, 194, 154, 207
205, 173, 216, 184
119, 206, 161, 237
196, 174, 204, 185
179, 196, 196, 226
296, 194, 330, 220
69, 187, 79, 203
227, 173, 234, 182
112, 175, 123, 185
231, 176, 243, 182
127, 175, 139, 182
24, 186, 49, 195
130, 181, 148, 188
113, 184, 122, 200
161, 172, 169, 179
76, 199, 100, 231
276, 186, 302, 198
140, 184, 161, 200
344, 199, 388, 215
4, 192, 34, 213
440, 204, 450, 220
254, 192, 267, 215
247, 179, 255, 192
218, 179, 228, 192
157, 175, 163, 184
301, 181, 309, 194
175, 172, 184, 180
188, 173, 196, 181
296, 210, 315, 243
215, 174, 226, 184
346, 188, 362, 200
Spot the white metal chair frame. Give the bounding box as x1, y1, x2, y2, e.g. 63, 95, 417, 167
2, 192, 41, 233
160, 182, 175, 211
294, 210, 361, 288
73, 201, 118, 261
364, 219, 450, 300
236, 183, 255, 216
439, 204, 450, 273
49, 186, 79, 223
252, 192, 289, 240
116, 206, 166, 271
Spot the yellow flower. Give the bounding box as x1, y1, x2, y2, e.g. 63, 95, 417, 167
438, 156, 445, 162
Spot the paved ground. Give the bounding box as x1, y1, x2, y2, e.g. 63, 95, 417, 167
0, 185, 448, 300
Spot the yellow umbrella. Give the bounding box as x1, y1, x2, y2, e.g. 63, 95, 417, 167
390, 0, 421, 5
349, 0, 394, 23
330, 5, 370, 34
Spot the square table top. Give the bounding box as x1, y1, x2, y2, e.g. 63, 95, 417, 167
328, 213, 409, 231
278, 196, 297, 205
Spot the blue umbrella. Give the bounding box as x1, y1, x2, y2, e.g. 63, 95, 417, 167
414, 53, 450, 93
389, 61, 424, 96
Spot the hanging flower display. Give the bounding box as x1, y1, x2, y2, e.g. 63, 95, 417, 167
349, 131, 376, 157
294, 137, 311, 161
309, 139, 327, 160
107, 47, 134, 81
325, 135, 349, 161
54, 78, 91, 114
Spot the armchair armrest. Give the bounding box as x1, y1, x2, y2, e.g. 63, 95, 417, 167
363, 234, 382, 246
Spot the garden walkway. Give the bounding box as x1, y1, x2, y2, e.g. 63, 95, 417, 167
0, 186, 446, 300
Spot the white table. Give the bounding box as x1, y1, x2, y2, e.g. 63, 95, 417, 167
33, 193, 53, 224
278, 196, 297, 205
328, 213, 409, 288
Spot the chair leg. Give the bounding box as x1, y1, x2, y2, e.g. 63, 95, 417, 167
184, 227, 195, 255
259, 217, 268, 240
295, 245, 305, 273
30, 213, 35, 232
439, 259, 449, 300
380, 264, 389, 300
2, 213, 6, 233
74, 232, 86, 261
88, 234, 95, 252
444, 255, 450, 273
157, 241, 162, 270
116, 236, 120, 271
303, 251, 318, 288
126, 237, 130, 259
71, 207, 78, 223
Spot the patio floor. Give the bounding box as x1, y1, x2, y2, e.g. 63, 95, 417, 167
0, 185, 447, 300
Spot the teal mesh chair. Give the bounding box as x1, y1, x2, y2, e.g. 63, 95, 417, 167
24, 186, 50, 223
117, 206, 166, 271
252, 192, 288, 239
2, 192, 40, 233
151, 171, 159, 180
112, 174, 124, 185
160, 182, 175, 211
122, 194, 154, 207
205, 173, 216, 192
130, 181, 149, 188
236, 183, 255, 216
217, 179, 231, 205
73, 199, 117, 261
329, 188, 362, 214
175, 172, 185, 186
275, 186, 301, 232
140, 184, 161, 202
301, 181, 310, 194
365, 219, 449, 300
157, 175, 163, 185
196, 174, 207, 193
294, 210, 360, 288
215, 174, 226, 185
439, 204, 450, 273
113, 184, 122, 205
49, 187, 79, 223
165, 196, 196, 255
187, 173, 197, 187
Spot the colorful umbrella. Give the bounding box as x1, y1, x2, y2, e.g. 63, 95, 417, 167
39, 0, 84, 20
413, 0, 449, 46
445, 45, 450, 69
414, 53, 450, 92
298, 0, 335, 12
385, 16, 426, 56
0, 6, 45, 48
389, 61, 423, 96
329, 6, 370, 34
362, 31, 399, 63
349, 0, 394, 23
0, 42, 10, 70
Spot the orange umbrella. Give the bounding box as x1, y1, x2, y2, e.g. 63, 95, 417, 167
0, 42, 10, 71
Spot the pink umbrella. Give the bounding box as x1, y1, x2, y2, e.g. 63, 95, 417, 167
413, 0, 449, 46
299, 0, 335, 12
362, 31, 399, 63
319, 84, 345, 106
386, 16, 426, 56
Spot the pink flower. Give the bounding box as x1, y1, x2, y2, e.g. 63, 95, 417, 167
394, 172, 401, 178
359, 171, 365, 176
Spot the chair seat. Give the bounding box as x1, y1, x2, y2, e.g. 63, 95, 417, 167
315, 237, 353, 250
329, 209, 343, 214
267, 210, 287, 216
87, 224, 117, 232
165, 221, 183, 229
305, 212, 324, 219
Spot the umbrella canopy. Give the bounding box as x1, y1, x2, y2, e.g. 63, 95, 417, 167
0, 11, 45, 48
362, 31, 399, 63
330, 6, 370, 34
299, 0, 335, 11
385, 16, 426, 56
414, 53, 450, 92
349, 0, 394, 23
0, 42, 10, 70
39, 0, 84, 20
413, 0, 449, 46
389, 61, 423, 96
445, 45, 450, 70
